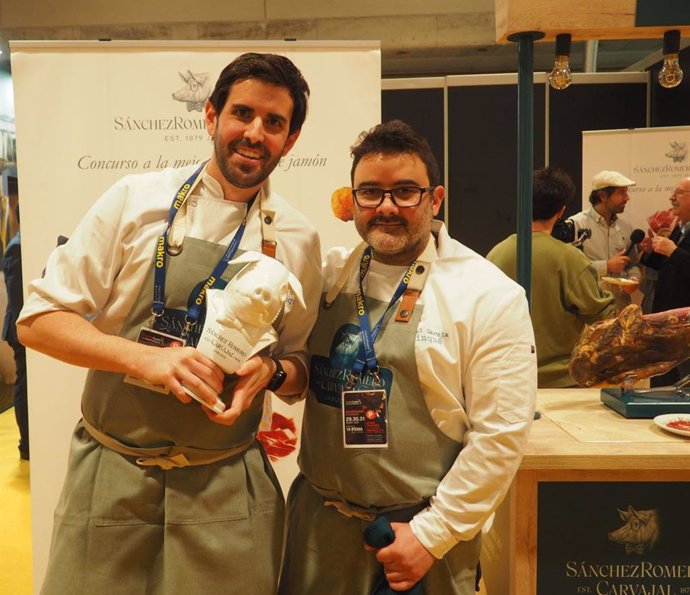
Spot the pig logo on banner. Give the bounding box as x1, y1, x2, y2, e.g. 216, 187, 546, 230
608, 505, 660, 554
665, 140, 687, 163
172, 70, 212, 112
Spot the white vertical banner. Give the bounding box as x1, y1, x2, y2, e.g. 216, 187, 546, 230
11, 40, 380, 591
582, 126, 690, 233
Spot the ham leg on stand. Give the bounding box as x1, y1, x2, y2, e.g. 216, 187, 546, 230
569, 304, 690, 387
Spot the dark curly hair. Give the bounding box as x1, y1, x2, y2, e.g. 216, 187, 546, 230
350, 120, 440, 187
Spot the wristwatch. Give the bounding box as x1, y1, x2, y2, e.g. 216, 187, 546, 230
266, 356, 287, 392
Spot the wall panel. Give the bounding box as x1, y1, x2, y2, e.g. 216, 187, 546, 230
549, 75, 648, 217
447, 77, 546, 256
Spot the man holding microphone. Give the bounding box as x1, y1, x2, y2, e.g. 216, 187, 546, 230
568, 170, 642, 310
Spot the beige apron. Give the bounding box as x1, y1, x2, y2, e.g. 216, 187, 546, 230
42, 236, 284, 595
279, 277, 481, 595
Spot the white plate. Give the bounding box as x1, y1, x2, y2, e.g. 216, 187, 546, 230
653, 414, 690, 437
601, 276, 638, 287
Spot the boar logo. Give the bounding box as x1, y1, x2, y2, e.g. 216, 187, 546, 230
172, 70, 212, 112
608, 505, 659, 554
665, 140, 687, 163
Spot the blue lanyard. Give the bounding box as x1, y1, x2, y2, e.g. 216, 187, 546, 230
151, 162, 256, 335
352, 247, 416, 378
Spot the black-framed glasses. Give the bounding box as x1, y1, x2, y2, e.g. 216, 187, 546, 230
352, 186, 433, 208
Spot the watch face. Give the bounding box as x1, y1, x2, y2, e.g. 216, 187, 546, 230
268, 372, 286, 391
267, 358, 287, 391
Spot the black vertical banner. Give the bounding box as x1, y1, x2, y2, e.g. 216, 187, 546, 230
537, 482, 690, 595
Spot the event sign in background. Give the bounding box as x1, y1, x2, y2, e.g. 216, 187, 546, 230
583, 126, 690, 234
11, 40, 380, 590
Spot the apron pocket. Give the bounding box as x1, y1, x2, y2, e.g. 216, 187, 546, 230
165, 455, 250, 524
93, 446, 165, 526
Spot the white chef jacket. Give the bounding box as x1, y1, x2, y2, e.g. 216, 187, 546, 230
322, 221, 537, 557
19, 163, 323, 377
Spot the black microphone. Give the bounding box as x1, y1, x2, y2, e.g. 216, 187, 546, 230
624, 228, 645, 257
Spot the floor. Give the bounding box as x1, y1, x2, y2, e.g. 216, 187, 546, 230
0, 407, 32, 595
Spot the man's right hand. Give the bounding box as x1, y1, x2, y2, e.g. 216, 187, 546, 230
371, 522, 435, 590
17, 310, 226, 410
131, 344, 225, 409
650, 235, 678, 257
607, 250, 630, 274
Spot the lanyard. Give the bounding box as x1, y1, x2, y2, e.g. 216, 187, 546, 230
352, 247, 416, 380
151, 162, 256, 336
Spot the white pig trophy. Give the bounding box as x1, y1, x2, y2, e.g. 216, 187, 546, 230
196, 251, 304, 375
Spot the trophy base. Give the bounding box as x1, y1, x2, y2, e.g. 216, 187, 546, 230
600, 388, 690, 419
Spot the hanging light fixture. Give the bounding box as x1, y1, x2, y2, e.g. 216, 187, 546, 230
658, 30, 683, 89
548, 33, 573, 90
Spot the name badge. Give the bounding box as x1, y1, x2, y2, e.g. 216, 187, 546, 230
123, 327, 186, 394
342, 388, 388, 448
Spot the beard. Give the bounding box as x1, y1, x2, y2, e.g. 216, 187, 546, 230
213, 135, 282, 189
355, 215, 428, 265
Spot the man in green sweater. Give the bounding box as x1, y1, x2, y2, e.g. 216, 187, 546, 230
487, 167, 615, 387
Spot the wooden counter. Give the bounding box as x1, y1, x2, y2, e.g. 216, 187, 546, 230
482, 388, 690, 595
523, 388, 690, 470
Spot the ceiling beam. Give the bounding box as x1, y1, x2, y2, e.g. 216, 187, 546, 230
495, 0, 690, 43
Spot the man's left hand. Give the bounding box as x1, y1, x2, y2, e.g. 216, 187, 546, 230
372, 522, 435, 590
203, 355, 274, 426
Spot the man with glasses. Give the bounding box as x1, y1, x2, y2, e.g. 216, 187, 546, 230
640, 177, 690, 385
567, 170, 642, 310
279, 120, 537, 595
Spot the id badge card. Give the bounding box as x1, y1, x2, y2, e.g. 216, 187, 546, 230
342, 388, 388, 448
124, 327, 186, 394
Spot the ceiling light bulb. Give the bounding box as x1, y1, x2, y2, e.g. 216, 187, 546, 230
659, 30, 683, 89
549, 56, 572, 90
659, 54, 683, 88
549, 34, 573, 90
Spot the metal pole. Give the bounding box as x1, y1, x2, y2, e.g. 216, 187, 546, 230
507, 31, 544, 306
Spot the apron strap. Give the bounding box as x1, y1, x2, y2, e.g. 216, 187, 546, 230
322, 496, 430, 523
82, 418, 255, 470
310, 481, 429, 523
261, 207, 277, 258
394, 235, 435, 323
324, 500, 377, 522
